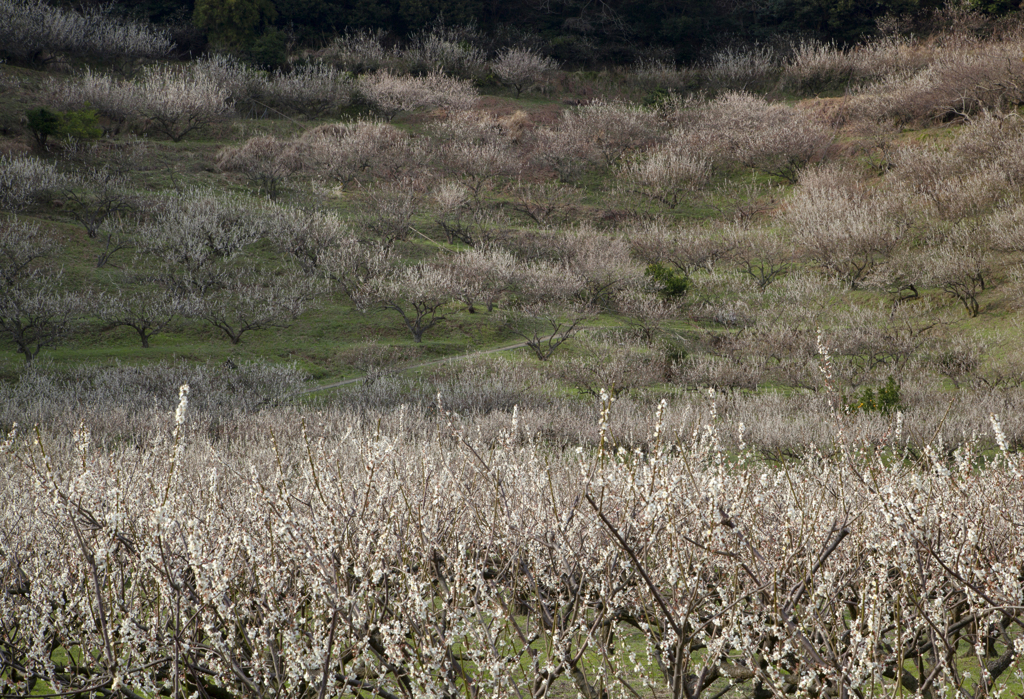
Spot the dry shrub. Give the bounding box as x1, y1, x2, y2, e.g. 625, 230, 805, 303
0, 0, 172, 65
297, 120, 422, 187
260, 61, 352, 118
315, 29, 392, 74
496, 109, 534, 142
356, 178, 422, 246
617, 140, 711, 208
848, 37, 1024, 125
700, 44, 780, 91
630, 219, 741, 274
356, 70, 477, 120
783, 164, 905, 287
216, 135, 302, 197
532, 100, 662, 179
678, 91, 834, 181
492, 47, 558, 97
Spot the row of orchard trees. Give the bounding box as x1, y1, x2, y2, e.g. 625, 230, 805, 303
0, 192, 683, 362
1, 392, 1023, 699
5, 110, 1024, 361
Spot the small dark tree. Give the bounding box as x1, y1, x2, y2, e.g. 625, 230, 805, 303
25, 108, 60, 150
26, 108, 102, 150
644, 262, 690, 299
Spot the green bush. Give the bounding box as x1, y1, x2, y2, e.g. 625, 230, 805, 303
248, 28, 287, 69
26, 107, 102, 149
645, 262, 690, 299
848, 376, 903, 415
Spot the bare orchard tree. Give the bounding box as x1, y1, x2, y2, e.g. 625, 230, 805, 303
356, 179, 422, 247
0, 221, 79, 363
615, 286, 682, 343
217, 135, 303, 199
51, 64, 232, 140
135, 63, 234, 141
96, 286, 184, 348
923, 223, 993, 317
92, 214, 138, 269
630, 219, 741, 274
446, 245, 520, 313
260, 61, 353, 119
0, 154, 68, 212
296, 121, 423, 188
508, 179, 580, 226
784, 164, 905, 288
266, 207, 353, 276
436, 139, 521, 203
431, 181, 474, 245
533, 100, 662, 179
549, 330, 665, 397
731, 223, 793, 290
677, 90, 834, 182
0, 275, 84, 363
134, 188, 268, 295
617, 142, 711, 208
58, 166, 136, 239
556, 226, 647, 309
989, 200, 1024, 253
0, 217, 57, 289
354, 261, 465, 343
491, 47, 558, 97
0, 0, 172, 66
497, 258, 591, 360
189, 269, 323, 345
499, 301, 594, 361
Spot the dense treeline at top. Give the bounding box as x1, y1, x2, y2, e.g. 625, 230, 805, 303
34, 0, 1021, 64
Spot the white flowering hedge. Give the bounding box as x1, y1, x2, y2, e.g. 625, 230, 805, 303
1, 388, 1022, 699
